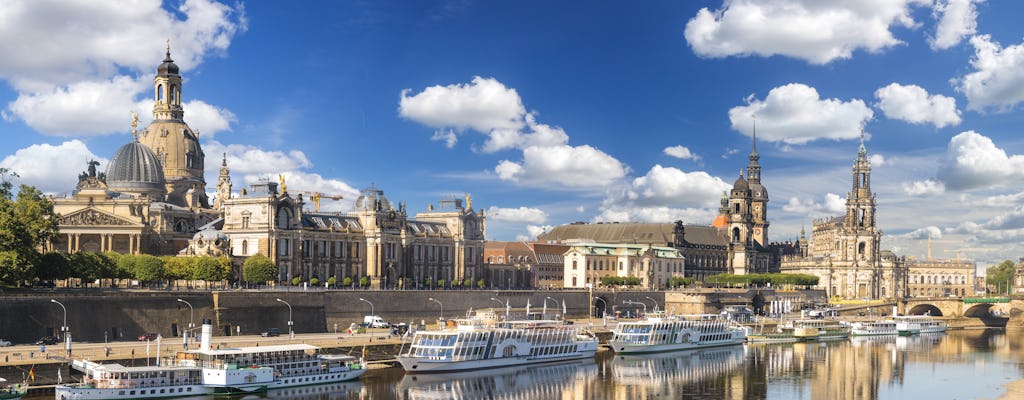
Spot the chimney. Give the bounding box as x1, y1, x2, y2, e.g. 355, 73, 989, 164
200, 319, 213, 351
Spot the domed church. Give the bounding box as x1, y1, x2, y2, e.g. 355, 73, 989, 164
48, 47, 221, 256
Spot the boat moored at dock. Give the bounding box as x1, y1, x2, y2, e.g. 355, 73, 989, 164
895, 315, 947, 335
850, 320, 897, 336
609, 313, 747, 354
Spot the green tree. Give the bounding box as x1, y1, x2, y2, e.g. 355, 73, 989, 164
327, 276, 336, 287
162, 257, 192, 280
464, 278, 472, 287
114, 253, 137, 279
477, 278, 486, 289
134, 254, 165, 284
9, 185, 60, 254
37, 252, 70, 282
343, 276, 353, 287
242, 254, 276, 284
192, 256, 227, 281
986, 260, 1016, 294
0, 177, 60, 286
359, 276, 369, 287
437, 279, 445, 287
69, 252, 112, 287
0, 250, 37, 286
292, 276, 302, 286
310, 277, 320, 286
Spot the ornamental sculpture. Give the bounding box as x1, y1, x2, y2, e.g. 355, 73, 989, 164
61, 209, 131, 226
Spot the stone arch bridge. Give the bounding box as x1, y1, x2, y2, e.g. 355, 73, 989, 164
897, 297, 1024, 318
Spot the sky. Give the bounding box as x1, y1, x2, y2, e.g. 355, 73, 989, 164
2, 0, 1024, 272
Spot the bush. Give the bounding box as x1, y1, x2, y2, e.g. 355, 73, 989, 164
292, 276, 302, 286
477, 278, 486, 289
359, 276, 369, 287
343, 276, 353, 287
327, 276, 336, 287
310, 277, 320, 286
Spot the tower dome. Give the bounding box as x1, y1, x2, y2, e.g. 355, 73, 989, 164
106, 140, 166, 199
354, 185, 391, 211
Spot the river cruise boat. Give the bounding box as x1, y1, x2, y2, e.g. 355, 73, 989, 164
0, 378, 26, 400
396, 316, 598, 373
849, 320, 898, 336
609, 314, 747, 354
784, 319, 850, 341
56, 321, 366, 400
895, 315, 947, 335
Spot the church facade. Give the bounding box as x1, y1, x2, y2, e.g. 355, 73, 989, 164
779, 139, 908, 300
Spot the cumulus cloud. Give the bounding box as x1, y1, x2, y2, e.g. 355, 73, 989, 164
0, 140, 105, 194
902, 179, 946, 196
874, 83, 960, 127
929, 0, 983, 50
973, 191, 1024, 208
594, 206, 719, 225
955, 35, 1024, 112
664, 145, 701, 161
729, 83, 873, 145
203, 141, 312, 177
869, 154, 886, 167
935, 131, 1024, 190
684, 0, 926, 65
626, 165, 730, 208
401, 77, 627, 189
252, 170, 360, 212
525, 224, 553, 241
0, 0, 245, 136
897, 226, 943, 240
486, 206, 548, 224
781, 193, 845, 215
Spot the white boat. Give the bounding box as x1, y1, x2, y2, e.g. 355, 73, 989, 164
56, 320, 366, 400
850, 320, 897, 336
396, 314, 598, 373
397, 359, 596, 400
608, 313, 747, 354
784, 319, 850, 341
895, 315, 947, 335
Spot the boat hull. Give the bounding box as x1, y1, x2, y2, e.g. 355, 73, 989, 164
398, 350, 596, 373
609, 338, 745, 354
55, 383, 214, 400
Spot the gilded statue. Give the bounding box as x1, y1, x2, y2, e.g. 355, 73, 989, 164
278, 174, 287, 193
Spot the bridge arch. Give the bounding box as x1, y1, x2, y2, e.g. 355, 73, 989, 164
964, 304, 994, 318
907, 304, 943, 316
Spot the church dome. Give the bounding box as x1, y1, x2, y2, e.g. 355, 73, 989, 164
354, 185, 391, 211
157, 51, 179, 76
732, 175, 749, 191
192, 226, 228, 243
106, 140, 166, 198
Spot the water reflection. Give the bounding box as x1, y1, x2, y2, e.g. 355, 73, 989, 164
396, 360, 597, 400
23, 329, 1024, 400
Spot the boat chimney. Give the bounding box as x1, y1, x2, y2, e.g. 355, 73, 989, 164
200, 319, 213, 351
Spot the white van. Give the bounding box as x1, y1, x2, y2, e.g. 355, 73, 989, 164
363, 315, 389, 328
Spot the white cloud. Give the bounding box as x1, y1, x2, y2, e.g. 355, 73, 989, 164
664, 145, 701, 161
0, 140, 105, 194
974, 191, 1024, 208
780, 193, 845, 215
203, 141, 312, 178
626, 165, 730, 208
874, 83, 961, 127
594, 206, 719, 225
936, 130, 1024, 190
897, 226, 943, 240
929, 0, 983, 50
902, 179, 946, 196
261, 171, 360, 212
869, 154, 886, 167
495, 145, 627, 188
486, 206, 548, 224
525, 224, 553, 240
398, 76, 526, 147
431, 129, 458, 148
729, 83, 874, 145
955, 35, 1024, 112
0, 0, 245, 136
684, 0, 926, 65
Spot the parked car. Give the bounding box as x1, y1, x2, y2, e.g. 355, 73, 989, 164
0, 339, 11, 347
260, 328, 280, 337
35, 336, 59, 345
137, 332, 159, 341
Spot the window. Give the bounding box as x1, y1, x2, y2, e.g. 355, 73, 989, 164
572, 260, 577, 270
157, 84, 164, 101
241, 240, 248, 256
277, 208, 292, 229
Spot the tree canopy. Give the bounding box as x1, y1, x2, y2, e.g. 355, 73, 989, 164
986, 260, 1016, 294
242, 254, 276, 283
0, 170, 60, 286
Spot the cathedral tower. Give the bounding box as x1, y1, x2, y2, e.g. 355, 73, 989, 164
746, 128, 769, 247
214, 153, 232, 210
843, 134, 880, 262
138, 43, 209, 208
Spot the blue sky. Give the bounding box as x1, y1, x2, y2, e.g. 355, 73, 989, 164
2, 0, 1024, 270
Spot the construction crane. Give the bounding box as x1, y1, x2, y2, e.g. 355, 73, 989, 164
293, 191, 344, 212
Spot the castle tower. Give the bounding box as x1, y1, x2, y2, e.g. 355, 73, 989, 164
746, 127, 769, 247
138, 42, 209, 208
214, 153, 231, 210
843, 133, 880, 263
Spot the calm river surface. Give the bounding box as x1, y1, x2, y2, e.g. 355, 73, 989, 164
31, 329, 1024, 400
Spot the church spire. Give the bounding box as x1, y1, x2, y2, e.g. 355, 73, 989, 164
153, 41, 183, 121
747, 115, 761, 183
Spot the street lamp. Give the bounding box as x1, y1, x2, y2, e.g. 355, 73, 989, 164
644, 296, 659, 313
177, 298, 194, 348
51, 299, 70, 357
623, 300, 647, 317
275, 298, 293, 337
489, 297, 508, 319
545, 296, 563, 319
428, 297, 444, 320
358, 298, 375, 316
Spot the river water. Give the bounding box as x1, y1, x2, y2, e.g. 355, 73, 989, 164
30, 329, 1024, 399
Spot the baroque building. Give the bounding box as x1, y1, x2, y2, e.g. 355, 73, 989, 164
779, 138, 907, 300
561, 243, 684, 289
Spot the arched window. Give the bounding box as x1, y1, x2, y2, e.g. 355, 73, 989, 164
170, 84, 178, 104
858, 242, 866, 257
241, 240, 248, 255
732, 228, 740, 243
733, 203, 740, 213
157, 84, 164, 101
572, 260, 577, 270
277, 208, 292, 229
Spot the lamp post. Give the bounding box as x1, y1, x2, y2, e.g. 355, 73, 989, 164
623, 300, 647, 317
358, 298, 375, 316
545, 296, 563, 319
176, 298, 194, 348
489, 297, 508, 319
51, 299, 70, 357
276, 298, 293, 338
428, 297, 444, 320
644, 296, 659, 313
